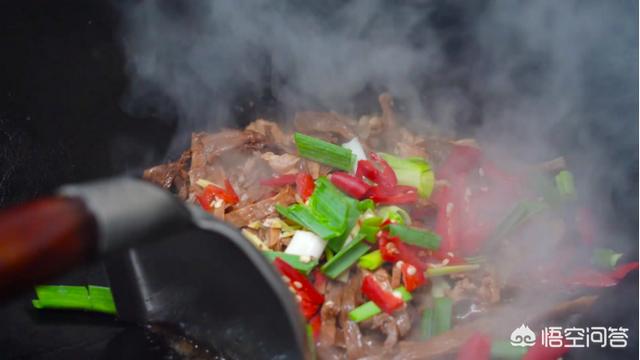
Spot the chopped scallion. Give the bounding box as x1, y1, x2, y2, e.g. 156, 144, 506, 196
348, 287, 412, 322
294, 132, 355, 171
263, 251, 319, 274
276, 204, 340, 239
592, 248, 623, 270
358, 250, 384, 270
357, 199, 375, 212
389, 224, 441, 250
555, 170, 576, 197
426, 264, 480, 277
379, 153, 435, 198
432, 297, 453, 335
321, 234, 369, 279
420, 307, 434, 340
377, 206, 412, 225
359, 216, 383, 243
32, 285, 117, 315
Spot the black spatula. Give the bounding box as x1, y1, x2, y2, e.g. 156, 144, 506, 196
0, 177, 308, 359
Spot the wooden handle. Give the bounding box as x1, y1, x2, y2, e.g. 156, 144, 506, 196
0, 197, 97, 299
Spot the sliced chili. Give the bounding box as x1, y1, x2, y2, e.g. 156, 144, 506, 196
401, 261, 427, 291
224, 179, 240, 204
330, 172, 371, 199
309, 314, 322, 340
456, 333, 491, 360
437, 144, 482, 180
368, 185, 418, 205
296, 172, 315, 201
356, 159, 380, 183
196, 182, 241, 209
433, 185, 458, 255
370, 152, 397, 189
361, 274, 404, 314
273, 257, 324, 319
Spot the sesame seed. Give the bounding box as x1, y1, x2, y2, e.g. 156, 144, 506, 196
442, 258, 450, 266
295, 295, 302, 302
293, 281, 303, 289
396, 261, 404, 268
446, 203, 454, 216
407, 265, 417, 275
282, 276, 290, 283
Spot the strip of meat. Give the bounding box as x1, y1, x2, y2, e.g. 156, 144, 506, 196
189, 129, 265, 193
224, 187, 296, 227
143, 150, 191, 199
343, 320, 365, 359
320, 283, 343, 346
339, 272, 365, 359
261, 152, 300, 175
245, 119, 293, 152
378, 93, 397, 130
294, 111, 357, 142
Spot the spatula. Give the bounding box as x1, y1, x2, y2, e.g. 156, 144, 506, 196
0, 177, 308, 359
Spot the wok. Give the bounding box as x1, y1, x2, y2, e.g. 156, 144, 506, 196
0, 0, 637, 359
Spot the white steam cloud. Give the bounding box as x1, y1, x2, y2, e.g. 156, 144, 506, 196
119, 0, 637, 252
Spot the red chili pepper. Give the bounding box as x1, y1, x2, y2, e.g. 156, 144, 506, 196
361, 274, 404, 314
296, 172, 315, 201
356, 159, 380, 182
456, 333, 491, 360
433, 185, 458, 255
378, 231, 427, 271
564, 268, 617, 288
196, 189, 215, 211
378, 232, 401, 262
564, 262, 639, 288
260, 174, 298, 187
330, 172, 371, 199
609, 261, 639, 280
309, 314, 322, 340
438, 144, 482, 180
401, 261, 427, 291
299, 299, 323, 319
224, 179, 240, 204
369, 152, 397, 189
456, 180, 495, 256
368, 185, 418, 205
273, 258, 324, 319
398, 242, 428, 272
522, 339, 568, 360
196, 183, 238, 209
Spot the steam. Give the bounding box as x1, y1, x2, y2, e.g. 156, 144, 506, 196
119, 0, 637, 335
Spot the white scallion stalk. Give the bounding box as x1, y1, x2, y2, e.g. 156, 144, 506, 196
285, 230, 327, 259
342, 137, 367, 173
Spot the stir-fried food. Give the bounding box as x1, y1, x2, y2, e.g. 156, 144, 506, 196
144, 94, 637, 359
